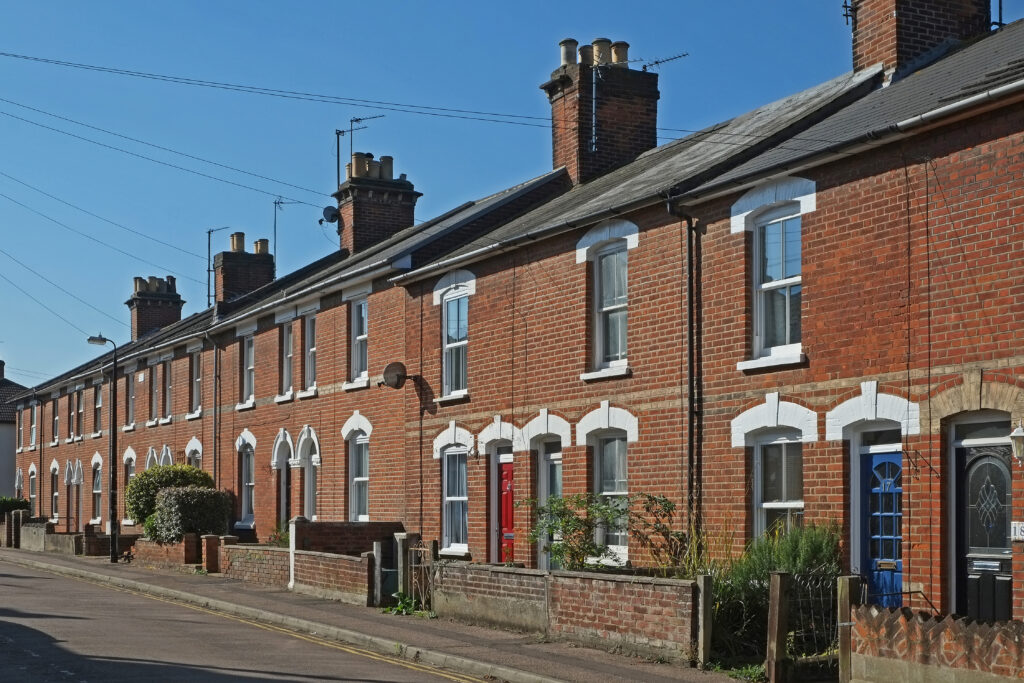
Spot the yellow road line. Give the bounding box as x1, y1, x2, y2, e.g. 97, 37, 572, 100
48, 567, 486, 683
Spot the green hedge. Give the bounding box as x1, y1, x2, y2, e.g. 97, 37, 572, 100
0, 496, 30, 515
126, 464, 214, 523
148, 486, 231, 544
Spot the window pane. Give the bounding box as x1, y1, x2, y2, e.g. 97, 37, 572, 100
603, 309, 627, 362
600, 437, 627, 494
449, 500, 468, 545
354, 339, 368, 375
547, 460, 562, 499
760, 221, 783, 283
784, 446, 802, 501
446, 297, 467, 344
788, 285, 801, 344
783, 217, 801, 279
955, 421, 1012, 442
445, 345, 466, 393
862, 429, 902, 446
352, 442, 368, 478
599, 250, 627, 308
762, 444, 783, 502
354, 301, 367, 336
354, 480, 368, 518
762, 288, 786, 348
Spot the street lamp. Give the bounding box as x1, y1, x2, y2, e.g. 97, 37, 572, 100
1010, 420, 1024, 466
87, 334, 119, 563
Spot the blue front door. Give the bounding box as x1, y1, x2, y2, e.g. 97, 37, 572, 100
862, 452, 903, 607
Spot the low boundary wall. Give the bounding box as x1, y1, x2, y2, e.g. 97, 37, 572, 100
433, 562, 701, 663
851, 604, 1024, 681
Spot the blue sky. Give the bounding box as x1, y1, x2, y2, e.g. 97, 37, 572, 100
1, 1, 1020, 386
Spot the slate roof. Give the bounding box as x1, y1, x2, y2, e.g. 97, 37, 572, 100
399, 65, 883, 272
688, 19, 1024, 196
0, 374, 27, 422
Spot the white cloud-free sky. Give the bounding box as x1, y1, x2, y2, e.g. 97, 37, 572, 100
1, 1, 1019, 385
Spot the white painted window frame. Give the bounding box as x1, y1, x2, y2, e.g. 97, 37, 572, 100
240, 444, 256, 526
75, 388, 84, 438
442, 446, 469, 555
189, 351, 202, 415
123, 449, 137, 526
752, 205, 802, 361
125, 370, 136, 428
303, 315, 317, 391
280, 322, 294, 398
351, 298, 369, 381
752, 431, 805, 536
29, 403, 37, 447
441, 289, 469, 398
594, 433, 629, 556
28, 466, 37, 517
90, 456, 102, 524
348, 433, 370, 522
49, 461, 59, 521
593, 241, 629, 371
92, 385, 102, 435
51, 398, 59, 445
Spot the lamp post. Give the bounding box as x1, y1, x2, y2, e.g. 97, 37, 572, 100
1010, 420, 1024, 465
87, 334, 119, 563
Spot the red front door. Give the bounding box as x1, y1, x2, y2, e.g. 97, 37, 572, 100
499, 462, 514, 561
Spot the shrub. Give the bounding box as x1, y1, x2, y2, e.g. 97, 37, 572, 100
712, 523, 841, 661
126, 464, 214, 524
148, 486, 231, 544
0, 496, 30, 515
522, 493, 626, 570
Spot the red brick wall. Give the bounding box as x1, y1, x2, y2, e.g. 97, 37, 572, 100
432, 562, 699, 662
134, 533, 201, 566
852, 604, 1024, 679
220, 545, 290, 586
292, 520, 404, 555
292, 550, 373, 604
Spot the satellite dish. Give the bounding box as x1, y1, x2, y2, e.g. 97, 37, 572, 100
322, 206, 340, 223
379, 361, 407, 389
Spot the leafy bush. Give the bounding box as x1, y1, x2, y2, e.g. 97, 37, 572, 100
148, 486, 231, 544
126, 464, 214, 523
0, 496, 30, 515
712, 523, 841, 661
522, 493, 626, 570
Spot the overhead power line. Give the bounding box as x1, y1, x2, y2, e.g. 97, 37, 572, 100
0, 169, 205, 260
0, 109, 319, 207
0, 95, 324, 198
0, 190, 205, 285
0, 269, 90, 336
0, 246, 129, 328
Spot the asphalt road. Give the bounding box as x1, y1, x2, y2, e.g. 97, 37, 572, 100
0, 561, 481, 682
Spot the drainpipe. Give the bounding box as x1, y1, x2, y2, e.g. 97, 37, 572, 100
666, 198, 704, 536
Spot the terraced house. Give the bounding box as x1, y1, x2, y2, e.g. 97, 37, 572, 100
11, 0, 1024, 626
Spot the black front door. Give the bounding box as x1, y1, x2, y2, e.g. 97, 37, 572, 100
956, 445, 1013, 622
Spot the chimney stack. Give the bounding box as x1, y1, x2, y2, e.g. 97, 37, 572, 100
852, 0, 990, 77
541, 37, 659, 185
331, 152, 422, 254
213, 232, 275, 304
126, 275, 185, 340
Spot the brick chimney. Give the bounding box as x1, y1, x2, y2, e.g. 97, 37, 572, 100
540, 38, 659, 185
852, 0, 990, 76
213, 232, 275, 304
126, 275, 185, 340
331, 153, 421, 254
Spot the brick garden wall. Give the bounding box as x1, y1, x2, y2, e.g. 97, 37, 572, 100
292, 520, 404, 555
851, 604, 1024, 681
220, 545, 289, 586
291, 550, 373, 605
432, 562, 700, 663
134, 533, 201, 567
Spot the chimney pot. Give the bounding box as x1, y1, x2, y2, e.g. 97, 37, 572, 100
134, 276, 146, 294
166, 275, 176, 292
254, 238, 269, 255
380, 155, 394, 180
345, 162, 352, 180
592, 38, 612, 65
230, 232, 245, 252
352, 153, 369, 178
579, 44, 594, 66
127, 275, 185, 340
367, 159, 381, 179
148, 276, 159, 291
559, 38, 579, 66
0, 359, 5, 380
611, 41, 629, 67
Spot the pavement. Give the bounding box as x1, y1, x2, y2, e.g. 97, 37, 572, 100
0, 547, 733, 683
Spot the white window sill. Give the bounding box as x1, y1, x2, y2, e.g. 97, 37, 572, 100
580, 365, 632, 382
73, 436, 83, 442
439, 546, 470, 559
15, 447, 22, 454
122, 519, 135, 527
185, 409, 202, 421
159, 416, 172, 425
235, 399, 255, 412
49, 440, 59, 447
233, 519, 256, 530
49, 516, 59, 524
122, 423, 135, 433
89, 517, 101, 525
274, 391, 294, 404
145, 419, 158, 428
737, 350, 806, 372
64, 438, 74, 444
435, 391, 469, 405
296, 387, 318, 400
342, 377, 369, 392
90, 432, 102, 439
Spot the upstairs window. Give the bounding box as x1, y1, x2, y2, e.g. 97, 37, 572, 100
29, 404, 37, 447
189, 351, 202, 413
149, 366, 159, 421
75, 389, 84, 437
443, 293, 468, 396
595, 244, 628, 367
755, 209, 802, 356
16, 408, 22, 450
51, 399, 59, 443
162, 360, 172, 418
125, 371, 136, 425
241, 336, 255, 402
303, 316, 317, 390
351, 299, 368, 380
93, 386, 102, 433
280, 323, 293, 395
67, 394, 74, 439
